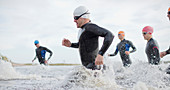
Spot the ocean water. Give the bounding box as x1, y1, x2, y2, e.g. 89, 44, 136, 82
0, 59, 170, 90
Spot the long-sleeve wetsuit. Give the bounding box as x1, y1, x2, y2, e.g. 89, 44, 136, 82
109, 39, 136, 67
166, 46, 170, 55
33, 46, 53, 65
145, 38, 160, 65
163, 46, 170, 74
70, 22, 114, 70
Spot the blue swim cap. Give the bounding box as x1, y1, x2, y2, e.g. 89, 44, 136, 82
34, 40, 39, 44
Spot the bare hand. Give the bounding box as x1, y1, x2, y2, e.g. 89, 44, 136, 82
95, 54, 103, 65
32, 60, 34, 62
160, 51, 166, 58
108, 54, 110, 56
62, 38, 71, 47
125, 51, 130, 55
45, 60, 48, 64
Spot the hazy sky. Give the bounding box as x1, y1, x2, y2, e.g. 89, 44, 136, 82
0, 0, 170, 64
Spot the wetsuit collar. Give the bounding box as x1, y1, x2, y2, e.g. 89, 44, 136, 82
81, 22, 90, 29
121, 39, 125, 42
148, 38, 153, 42
37, 46, 41, 48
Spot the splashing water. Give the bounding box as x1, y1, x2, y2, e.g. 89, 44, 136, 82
0, 60, 40, 80
0, 57, 170, 90
58, 66, 122, 90
57, 56, 170, 90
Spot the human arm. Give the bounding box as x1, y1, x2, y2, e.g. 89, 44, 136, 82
125, 41, 137, 55
129, 41, 136, 53
166, 46, 170, 55
160, 51, 166, 58
62, 38, 79, 48
86, 24, 114, 65
151, 45, 160, 64
44, 47, 53, 61
109, 47, 118, 56
86, 24, 114, 56
95, 54, 103, 65
70, 43, 79, 48
32, 56, 36, 62
160, 46, 170, 58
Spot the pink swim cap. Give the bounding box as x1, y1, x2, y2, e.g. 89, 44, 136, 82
142, 26, 153, 34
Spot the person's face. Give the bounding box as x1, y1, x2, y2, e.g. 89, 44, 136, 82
142, 32, 151, 40
35, 43, 40, 48
167, 11, 170, 21
118, 34, 124, 40
74, 17, 84, 28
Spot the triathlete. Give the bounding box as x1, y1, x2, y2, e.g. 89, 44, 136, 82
108, 31, 136, 67
160, 7, 170, 58
32, 40, 53, 65
142, 26, 160, 65
62, 6, 114, 70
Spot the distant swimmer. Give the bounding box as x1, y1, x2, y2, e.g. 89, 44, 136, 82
32, 40, 53, 65
160, 7, 170, 58
62, 6, 114, 70
142, 26, 160, 65
108, 31, 136, 67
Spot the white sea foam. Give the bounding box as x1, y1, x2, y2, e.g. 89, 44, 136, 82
57, 57, 170, 90
0, 58, 170, 90
0, 60, 40, 80
59, 66, 122, 90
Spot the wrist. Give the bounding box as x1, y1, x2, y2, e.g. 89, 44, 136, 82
98, 51, 103, 56
70, 43, 73, 47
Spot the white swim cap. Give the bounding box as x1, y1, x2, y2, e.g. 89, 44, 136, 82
73, 6, 90, 19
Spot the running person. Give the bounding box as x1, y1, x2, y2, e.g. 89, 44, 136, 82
160, 7, 170, 58
142, 26, 160, 65
160, 47, 170, 58
108, 31, 136, 67
32, 40, 53, 65
167, 7, 170, 21
160, 7, 170, 74
62, 6, 114, 70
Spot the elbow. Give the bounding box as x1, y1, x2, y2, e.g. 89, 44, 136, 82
133, 47, 137, 52
50, 52, 53, 56
134, 48, 137, 52
106, 32, 114, 43
110, 32, 114, 41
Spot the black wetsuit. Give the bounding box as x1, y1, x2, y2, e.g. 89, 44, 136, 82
109, 39, 136, 67
145, 38, 160, 65
71, 23, 114, 70
33, 46, 53, 65
166, 46, 170, 55
165, 46, 170, 74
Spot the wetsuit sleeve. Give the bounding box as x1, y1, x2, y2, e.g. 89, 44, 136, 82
44, 47, 53, 60
151, 44, 160, 64
166, 46, 170, 55
70, 43, 79, 48
33, 50, 37, 60
129, 41, 136, 53
110, 46, 118, 56
33, 56, 37, 60
86, 24, 114, 56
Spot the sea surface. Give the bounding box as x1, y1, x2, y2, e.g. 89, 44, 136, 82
0, 59, 170, 90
